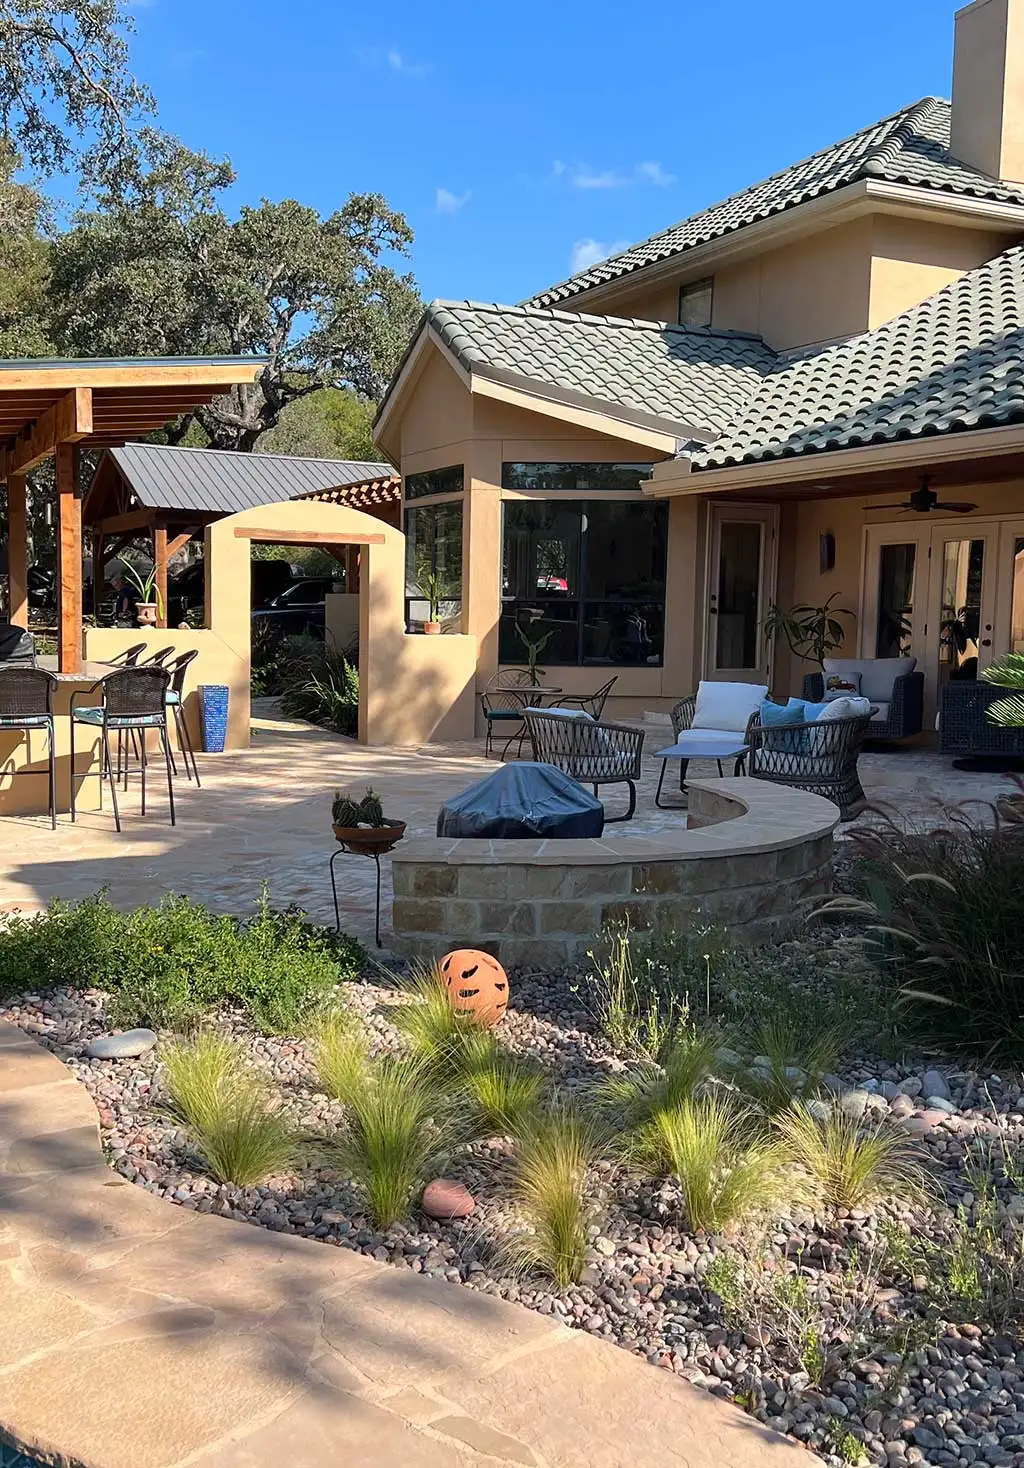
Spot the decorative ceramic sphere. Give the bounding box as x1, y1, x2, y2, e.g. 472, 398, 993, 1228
439, 948, 509, 1026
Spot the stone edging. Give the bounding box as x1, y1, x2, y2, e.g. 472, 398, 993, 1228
393, 778, 840, 964
0, 1023, 814, 1468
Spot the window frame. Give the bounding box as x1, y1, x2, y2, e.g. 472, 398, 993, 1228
404, 464, 465, 501
677, 276, 714, 329
404, 499, 464, 628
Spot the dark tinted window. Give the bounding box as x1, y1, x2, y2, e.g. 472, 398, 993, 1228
405, 465, 464, 500
502, 463, 653, 492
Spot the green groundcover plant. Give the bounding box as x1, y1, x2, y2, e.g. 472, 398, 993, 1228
0, 887, 364, 1034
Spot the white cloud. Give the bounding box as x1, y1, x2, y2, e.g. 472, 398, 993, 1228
570, 237, 631, 273
555, 160, 676, 190
386, 48, 431, 78
636, 160, 676, 187
351, 45, 431, 79
436, 187, 470, 215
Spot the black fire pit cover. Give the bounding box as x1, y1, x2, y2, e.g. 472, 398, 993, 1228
437, 761, 604, 839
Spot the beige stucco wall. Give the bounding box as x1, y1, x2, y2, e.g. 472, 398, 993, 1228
868, 216, 1019, 328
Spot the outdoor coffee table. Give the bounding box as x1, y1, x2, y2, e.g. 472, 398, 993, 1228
654, 737, 749, 809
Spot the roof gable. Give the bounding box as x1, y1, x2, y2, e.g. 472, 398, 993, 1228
527, 98, 1024, 310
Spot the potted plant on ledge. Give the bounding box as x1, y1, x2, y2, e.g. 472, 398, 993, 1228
119, 559, 163, 627
414, 571, 454, 634
331, 787, 406, 854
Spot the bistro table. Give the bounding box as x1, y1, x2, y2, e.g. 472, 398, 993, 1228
653, 736, 749, 809
492, 684, 563, 760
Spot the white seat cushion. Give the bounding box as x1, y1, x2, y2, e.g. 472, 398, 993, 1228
870, 702, 891, 724
822, 657, 916, 703
674, 727, 748, 748
691, 680, 768, 733
814, 695, 871, 722
542, 707, 595, 720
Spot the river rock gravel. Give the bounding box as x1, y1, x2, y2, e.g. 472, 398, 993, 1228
6, 967, 1024, 1468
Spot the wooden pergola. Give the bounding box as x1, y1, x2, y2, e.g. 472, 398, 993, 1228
0, 357, 264, 671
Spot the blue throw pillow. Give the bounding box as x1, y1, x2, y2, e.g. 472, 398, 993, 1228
759, 700, 805, 754
801, 700, 831, 722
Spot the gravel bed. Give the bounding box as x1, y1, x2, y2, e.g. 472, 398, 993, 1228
6, 966, 1024, 1468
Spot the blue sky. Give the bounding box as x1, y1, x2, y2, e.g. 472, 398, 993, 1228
130, 0, 963, 308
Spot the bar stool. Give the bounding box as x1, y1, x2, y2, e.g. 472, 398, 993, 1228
0, 667, 58, 828
164, 649, 200, 786
70, 666, 175, 832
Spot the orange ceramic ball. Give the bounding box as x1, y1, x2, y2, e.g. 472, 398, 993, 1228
439, 949, 509, 1026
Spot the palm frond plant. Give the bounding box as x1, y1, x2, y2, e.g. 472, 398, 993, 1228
775, 1103, 928, 1212
506, 1100, 604, 1288
630, 1093, 792, 1234
983, 652, 1024, 727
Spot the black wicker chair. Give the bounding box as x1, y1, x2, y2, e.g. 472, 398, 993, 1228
70, 666, 175, 832
479, 669, 535, 759
803, 669, 924, 741
524, 708, 645, 821
164, 649, 201, 785
552, 676, 619, 720
0, 666, 57, 827
0, 623, 36, 667
747, 709, 871, 820
939, 680, 1024, 761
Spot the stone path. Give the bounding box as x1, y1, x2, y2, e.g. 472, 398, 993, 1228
0, 1024, 812, 1468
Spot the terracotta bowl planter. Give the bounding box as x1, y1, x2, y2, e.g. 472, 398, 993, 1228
332, 819, 406, 855
136, 603, 158, 626
423, 622, 442, 635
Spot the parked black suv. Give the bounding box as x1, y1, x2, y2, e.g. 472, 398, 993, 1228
250, 576, 339, 636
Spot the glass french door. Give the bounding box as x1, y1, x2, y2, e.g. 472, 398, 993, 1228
864, 518, 1024, 723
704, 504, 778, 682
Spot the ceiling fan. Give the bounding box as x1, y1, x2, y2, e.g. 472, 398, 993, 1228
870, 475, 977, 515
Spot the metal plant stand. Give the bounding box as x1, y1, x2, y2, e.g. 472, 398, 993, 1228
328, 821, 406, 949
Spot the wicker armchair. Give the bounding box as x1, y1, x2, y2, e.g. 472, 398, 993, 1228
524, 708, 645, 821
803, 669, 924, 741
939, 680, 1024, 761
747, 709, 871, 820
670, 696, 761, 745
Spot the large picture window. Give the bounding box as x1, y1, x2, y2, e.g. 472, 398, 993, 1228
405, 502, 463, 625
500, 500, 668, 666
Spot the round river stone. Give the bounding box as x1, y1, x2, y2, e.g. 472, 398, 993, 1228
86, 1028, 158, 1060
421, 1178, 475, 1220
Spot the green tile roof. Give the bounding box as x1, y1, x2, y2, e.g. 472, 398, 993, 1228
425, 299, 777, 436
527, 98, 1024, 309
696, 241, 1024, 468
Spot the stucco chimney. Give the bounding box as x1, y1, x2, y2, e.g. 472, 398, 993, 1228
950, 0, 1024, 183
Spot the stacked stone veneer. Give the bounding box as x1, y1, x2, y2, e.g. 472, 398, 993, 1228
392, 778, 839, 966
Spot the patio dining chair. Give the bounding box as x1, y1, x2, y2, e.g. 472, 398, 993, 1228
551, 675, 618, 721
0, 666, 58, 828
164, 649, 201, 786
479, 669, 535, 759
70, 666, 175, 832
524, 707, 645, 821
141, 646, 177, 667
106, 642, 148, 668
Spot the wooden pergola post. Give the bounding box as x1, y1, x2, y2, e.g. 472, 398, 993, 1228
153, 523, 168, 629
7, 471, 28, 627
56, 443, 83, 673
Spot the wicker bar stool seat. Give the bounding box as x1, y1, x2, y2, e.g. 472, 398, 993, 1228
0, 667, 58, 827
71, 666, 175, 832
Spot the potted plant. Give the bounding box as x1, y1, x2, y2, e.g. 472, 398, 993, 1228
119, 559, 163, 627
514, 619, 557, 687
331, 786, 406, 854
414, 570, 454, 634
762, 593, 854, 668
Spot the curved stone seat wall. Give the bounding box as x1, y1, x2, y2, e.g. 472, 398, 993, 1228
391, 778, 839, 966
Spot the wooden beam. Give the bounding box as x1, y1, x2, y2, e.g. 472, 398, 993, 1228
10, 388, 92, 477
86, 509, 153, 534
153, 524, 168, 629
166, 532, 193, 560
56, 443, 83, 673
6, 471, 28, 625
232, 527, 386, 545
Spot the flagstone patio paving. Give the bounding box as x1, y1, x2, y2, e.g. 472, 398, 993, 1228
0, 704, 1014, 954
0, 1022, 813, 1468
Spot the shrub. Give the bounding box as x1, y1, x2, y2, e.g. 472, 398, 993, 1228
329, 1051, 462, 1228
507, 1101, 602, 1288
280, 647, 359, 736
726, 1015, 844, 1115
0, 888, 364, 1034
631, 1094, 790, 1233
775, 1103, 927, 1212
161, 1031, 246, 1130
819, 807, 1024, 1060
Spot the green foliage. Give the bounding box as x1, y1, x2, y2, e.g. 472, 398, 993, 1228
983, 652, 1024, 727
329, 1051, 462, 1228
279, 647, 360, 736
0, 888, 364, 1034
597, 1022, 719, 1132
774, 1104, 927, 1212
631, 1094, 789, 1233
331, 788, 386, 828
389, 961, 489, 1080
49, 134, 421, 449
820, 809, 1024, 1060
458, 1031, 546, 1138
507, 1101, 602, 1288
512, 620, 556, 686
728, 1016, 844, 1115
257, 388, 379, 461
413, 569, 457, 623
161, 1031, 245, 1130
762, 593, 854, 668
311, 1008, 368, 1105
161, 1031, 298, 1186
